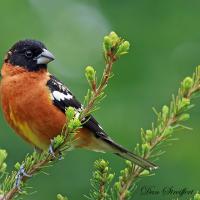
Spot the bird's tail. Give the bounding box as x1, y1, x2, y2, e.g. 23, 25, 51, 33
102, 137, 158, 170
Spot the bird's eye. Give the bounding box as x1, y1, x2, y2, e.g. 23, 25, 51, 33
25, 50, 33, 58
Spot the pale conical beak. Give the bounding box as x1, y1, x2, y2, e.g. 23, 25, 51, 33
35, 48, 55, 64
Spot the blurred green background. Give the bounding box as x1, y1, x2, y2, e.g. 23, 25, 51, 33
0, 0, 200, 199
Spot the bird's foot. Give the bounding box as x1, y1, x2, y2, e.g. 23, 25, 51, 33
58, 151, 63, 160
15, 164, 31, 189
48, 139, 56, 158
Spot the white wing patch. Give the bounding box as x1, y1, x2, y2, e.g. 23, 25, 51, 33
52, 91, 73, 101
98, 124, 103, 130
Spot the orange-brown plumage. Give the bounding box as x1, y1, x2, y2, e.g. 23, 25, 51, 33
1, 63, 67, 149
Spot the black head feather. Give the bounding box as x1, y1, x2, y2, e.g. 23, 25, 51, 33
5, 39, 54, 71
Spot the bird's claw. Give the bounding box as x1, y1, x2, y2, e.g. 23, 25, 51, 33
48, 139, 56, 158
58, 151, 63, 160
48, 141, 63, 160
15, 164, 31, 189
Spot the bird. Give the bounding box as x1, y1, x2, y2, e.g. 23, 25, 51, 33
0, 39, 157, 170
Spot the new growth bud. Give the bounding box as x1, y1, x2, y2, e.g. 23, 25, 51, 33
14, 162, 21, 171
68, 118, 81, 132
139, 169, 150, 176
179, 98, 190, 109
116, 41, 130, 57
65, 107, 75, 120
182, 77, 194, 91
53, 135, 65, 148
162, 105, 169, 119
0, 149, 7, 173
57, 194, 68, 200
142, 143, 150, 155
85, 66, 96, 82
0, 150, 7, 165
145, 130, 153, 142
125, 160, 132, 168
103, 36, 112, 52
109, 31, 120, 46
194, 193, 200, 200
103, 31, 130, 60
0, 163, 7, 173
114, 182, 121, 191
99, 159, 107, 168
178, 113, 190, 121
107, 173, 114, 182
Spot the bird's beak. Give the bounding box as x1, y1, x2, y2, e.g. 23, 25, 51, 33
35, 48, 55, 64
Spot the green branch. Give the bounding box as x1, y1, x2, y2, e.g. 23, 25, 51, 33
113, 68, 200, 200
85, 159, 114, 200
87, 66, 200, 199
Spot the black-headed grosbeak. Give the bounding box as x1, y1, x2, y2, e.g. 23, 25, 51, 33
0, 40, 157, 170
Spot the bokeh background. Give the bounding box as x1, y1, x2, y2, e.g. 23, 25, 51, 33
0, 0, 200, 199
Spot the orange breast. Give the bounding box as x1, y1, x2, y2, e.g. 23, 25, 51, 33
0, 64, 66, 150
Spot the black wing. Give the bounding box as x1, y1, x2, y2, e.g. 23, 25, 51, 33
47, 75, 108, 138
47, 76, 158, 170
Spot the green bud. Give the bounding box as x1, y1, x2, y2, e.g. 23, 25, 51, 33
99, 159, 107, 168
162, 105, 169, 119
194, 193, 200, 200
119, 175, 123, 182
57, 194, 68, 200
85, 66, 96, 82
121, 41, 130, 51
178, 113, 190, 121
125, 160, 132, 168
145, 130, 153, 142
109, 31, 119, 45
104, 166, 109, 172
182, 77, 193, 90
179, 98, 190, 109
135, 143, 140, 155
0, 163, 7, 173
65, 107, 75, 120
0, 149, 7, 165
68, 118, 81, 131
162, 126, 173, 137
139, 169, 150, 176
94, 171, 101, 180
114, 182, 121, 191
14, 162, 21, 170
73, 118, 81, 127
53, 135, 65, 148
107, 173, 114, 182
103, 36, 112, 51
116, 41, 130, 56
124, 168, 129, 176
142, 143, 150, 155
125, 190, 131, 198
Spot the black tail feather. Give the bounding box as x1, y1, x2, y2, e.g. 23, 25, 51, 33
103, 137, 158, 170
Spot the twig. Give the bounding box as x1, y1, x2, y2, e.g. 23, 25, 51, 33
117, 68, 200, 200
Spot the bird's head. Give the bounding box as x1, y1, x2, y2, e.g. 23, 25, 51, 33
4, 39, 55, 71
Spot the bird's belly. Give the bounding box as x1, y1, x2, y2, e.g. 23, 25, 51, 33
7, 103, 67, 149
8, 107, 50, 149
1, 79, 67, 150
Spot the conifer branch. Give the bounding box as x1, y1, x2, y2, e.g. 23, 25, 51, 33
113, 68, 200, 199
